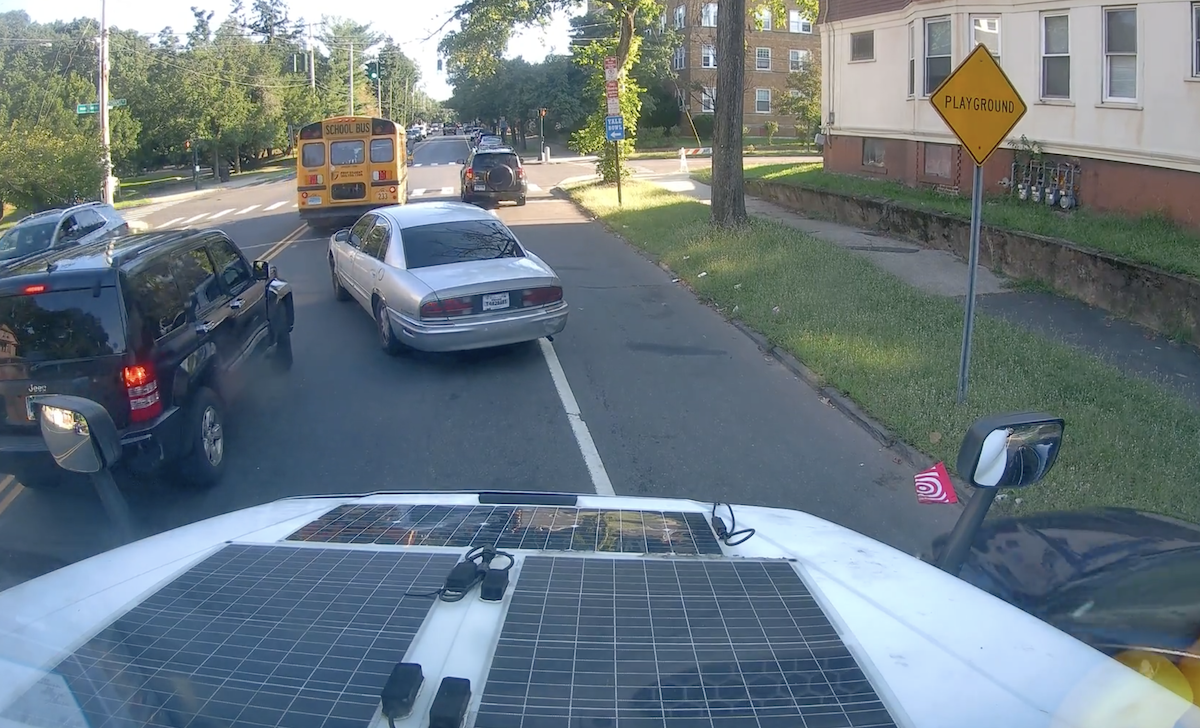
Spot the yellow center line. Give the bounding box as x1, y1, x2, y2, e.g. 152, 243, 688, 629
262, 223, 310, 262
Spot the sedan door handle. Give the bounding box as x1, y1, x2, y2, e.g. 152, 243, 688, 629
196, 321, 217, 334
229, 298, 244, 309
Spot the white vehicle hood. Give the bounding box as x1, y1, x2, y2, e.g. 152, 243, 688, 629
0, 492, 1194, 728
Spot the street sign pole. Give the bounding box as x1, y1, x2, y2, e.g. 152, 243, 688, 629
603, 56, 623, 207
928, 43, 1028, 404
615, 140, 622, 206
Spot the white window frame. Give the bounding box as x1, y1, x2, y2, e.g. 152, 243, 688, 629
907, 21, 916, 97
924, 16, 952, 95
701, 87, 716, 112
1040, 12, 1070, 99
1193, 2, 1200, 77
789, 49, 808, 72
1103, 6, 1137, 101
757, 7, 772, 30
756, 47, 771, 70
755, 88, 771, 113
659, 12, 666, 32
676, 88, 685, 109
701, 2, 717, 27
672, 46, 686, 70
970, 15, 1001, 59
674, 4, 685, 29
850, 31, 874, 61
702, 43, 717, 68
789, 10, 813, 33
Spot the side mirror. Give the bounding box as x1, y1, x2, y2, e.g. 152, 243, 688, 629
332, 228, 350, 244
37, 394, 122, 474
252, 260, 272, 281
936, 412, 1065, 576
456, 159, 466, 165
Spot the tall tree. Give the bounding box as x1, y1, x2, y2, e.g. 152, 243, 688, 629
711, 0, 748, 226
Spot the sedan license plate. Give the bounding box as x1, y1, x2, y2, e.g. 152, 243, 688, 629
482, 292, 510, 311
474, 183, 487, 191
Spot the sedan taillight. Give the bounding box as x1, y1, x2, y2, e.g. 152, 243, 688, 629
421, 297, 474, 318
523, 286, 563, 307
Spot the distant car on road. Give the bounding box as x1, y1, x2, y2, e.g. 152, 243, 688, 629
0, 203, 134, 266
477, 135, 504, 150
443, 124, 460, 136
0, 229, 295, 490
459, 148, 528, 207
327, 201, 567, 354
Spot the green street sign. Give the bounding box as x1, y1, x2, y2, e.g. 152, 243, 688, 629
76, 99, 127, 115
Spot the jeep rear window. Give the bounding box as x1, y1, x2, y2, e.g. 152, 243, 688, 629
472, 153, 519, 171
0, 287, 127, 362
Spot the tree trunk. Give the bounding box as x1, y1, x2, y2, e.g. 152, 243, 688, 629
711, 0, 747, 226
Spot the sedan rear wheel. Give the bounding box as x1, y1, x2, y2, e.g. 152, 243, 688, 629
375, 300, 403, 356
331, 260, 351, 301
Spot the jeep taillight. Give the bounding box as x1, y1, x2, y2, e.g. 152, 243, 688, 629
123, 363, 162, 423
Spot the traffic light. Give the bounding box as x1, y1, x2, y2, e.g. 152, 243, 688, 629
184, 139, 191, 150
365, 61, 379, 80
539, 108, 547, 117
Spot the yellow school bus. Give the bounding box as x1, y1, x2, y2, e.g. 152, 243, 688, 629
296, 116, 408, 226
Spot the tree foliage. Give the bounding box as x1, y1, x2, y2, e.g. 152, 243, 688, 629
0, 2, 433, 213
779, 54, 820, 137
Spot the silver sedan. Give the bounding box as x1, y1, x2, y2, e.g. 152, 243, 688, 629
328, 201, 569, 353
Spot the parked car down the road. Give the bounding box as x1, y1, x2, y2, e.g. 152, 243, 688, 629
328, 201, 567, 354
459, 147, 528, 207
0, 203, 136, 266
0, 228, 295, 490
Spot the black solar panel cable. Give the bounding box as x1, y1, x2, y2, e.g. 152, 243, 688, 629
405, 545, 514, 602
711, 502, 756, 547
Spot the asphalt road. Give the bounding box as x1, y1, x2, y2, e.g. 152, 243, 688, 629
0, 135, 958, 589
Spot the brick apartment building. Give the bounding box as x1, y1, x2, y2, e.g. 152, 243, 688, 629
818, 0, 1200, 226
662, 1, 820, 136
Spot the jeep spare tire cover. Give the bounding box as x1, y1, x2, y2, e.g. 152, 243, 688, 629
488, 165, 514, 189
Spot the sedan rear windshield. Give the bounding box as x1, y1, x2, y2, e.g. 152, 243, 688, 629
401, 220, 525, 270
0, 286, 127, 362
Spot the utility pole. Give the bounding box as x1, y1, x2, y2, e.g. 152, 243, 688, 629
404, 77, 410, 125
307, 23, 315, 90
376, 76, 381, 116
98, 0, 113, 204
348, 42, 354, 115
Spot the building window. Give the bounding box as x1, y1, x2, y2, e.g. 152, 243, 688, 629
789, 49, 809, 71
672, 46, 685, 70
659, 13, 666, 32
1194, 3, 1200, 76
923, 143, 952, 178
701, 2, 717, 27
702, 44, 717, 68
1041, 13, 1070, 98
850, 31, 874, 61
907, 22, 915, 96
755, 88, 771, 113
674, 4, 685, 29
789, 89, 801, 98
924, 17, 951, 94
676, 88, 685, 109
789, 10, 813, 33
756, 47, 771, 70
1104, 7, 1137, 100
757, 7, 772, 30
971, 15, 1000, 59
702, 87, 716, 112
862, 138, 885, 167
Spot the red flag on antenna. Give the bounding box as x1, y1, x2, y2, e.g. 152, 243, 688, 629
914, 462, 957, 504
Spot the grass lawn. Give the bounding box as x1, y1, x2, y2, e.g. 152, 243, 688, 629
566, 179, 1200, 522
701, 163, 1200, 280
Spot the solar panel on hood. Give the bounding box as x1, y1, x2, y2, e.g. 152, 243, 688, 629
2, 545, 456, 728
475, 556, 900, 728
287, 504, 725, 555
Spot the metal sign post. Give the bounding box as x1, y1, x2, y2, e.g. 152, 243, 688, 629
605, 115, 625, 206
603, 56, 624, 207
928, 43, 1028, 404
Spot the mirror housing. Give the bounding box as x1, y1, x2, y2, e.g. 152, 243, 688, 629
37, 395, 122, 474
252, 259, 272, 281
456, 158, 466, 165
332, 229, 350, 244
956, 412, 1065, 489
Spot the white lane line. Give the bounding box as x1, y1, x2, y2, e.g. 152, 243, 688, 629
182, 213, 208, 224
413, 163, 423, 167
411, 188, 427, 196
537, 338, 615, 496
208, 208, 236, 220
439, 187, 454, 195
265, 200, 289, 211
157, 217, 184, 229
236, 204, 260, 215
527, 183, 542, 192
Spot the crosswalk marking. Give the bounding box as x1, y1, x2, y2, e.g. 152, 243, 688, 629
183, 213, 208, 224
265, 200, 288, 211
411, 188, 426, 196
527, 183, 542, 192
208, 208, 235, 219
440, 186, 454, 195
292, 203, 298, 208
157, 217, 184, 229
237, 204, 260, 215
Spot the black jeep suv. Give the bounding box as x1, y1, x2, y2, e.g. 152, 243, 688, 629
0, 228, 295, 490
459, 148, 527, 207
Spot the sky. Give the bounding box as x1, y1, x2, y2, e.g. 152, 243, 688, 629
0, 0, 582, 100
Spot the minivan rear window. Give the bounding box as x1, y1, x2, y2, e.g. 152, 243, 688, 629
0, 287, 127, 362
401, 220, 524, 270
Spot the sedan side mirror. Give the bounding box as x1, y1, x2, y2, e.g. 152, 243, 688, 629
333, 228, 350, 243
456, 159, 466, 165
252, 259, 272, 281
38, 394, 122, 474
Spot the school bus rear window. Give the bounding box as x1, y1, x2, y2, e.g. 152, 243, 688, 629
330, 141, 364, 165
370, 139, 394, 163
302, 143, 324, 167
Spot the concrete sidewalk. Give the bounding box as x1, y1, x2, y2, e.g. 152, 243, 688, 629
643, 172, 1200, 408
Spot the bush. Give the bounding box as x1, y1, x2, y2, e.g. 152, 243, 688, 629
764, 120, 779, 145
691, 114, 714, 140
